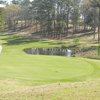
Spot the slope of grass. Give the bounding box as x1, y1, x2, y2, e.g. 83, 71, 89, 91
0, 33, 100, 85
0, 33, 100, 99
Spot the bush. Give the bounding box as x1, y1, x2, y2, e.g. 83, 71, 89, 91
73, 38, 80, 46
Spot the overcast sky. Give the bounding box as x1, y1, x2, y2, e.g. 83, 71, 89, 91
5, 0, 12, 3
5, 0, 33, 3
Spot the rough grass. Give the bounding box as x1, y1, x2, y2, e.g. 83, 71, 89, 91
0, 79, 100, 100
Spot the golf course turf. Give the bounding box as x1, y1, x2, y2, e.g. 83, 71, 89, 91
0, 55, 96, 83
0, 34, 100, 99
0, 34, 100, 85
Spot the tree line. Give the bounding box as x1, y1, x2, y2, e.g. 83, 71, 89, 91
0, 0, 100, 39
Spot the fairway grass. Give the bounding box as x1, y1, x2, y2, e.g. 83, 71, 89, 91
0, 33, 100, 99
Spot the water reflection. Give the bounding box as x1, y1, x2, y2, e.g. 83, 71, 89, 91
24, 48, 70, 56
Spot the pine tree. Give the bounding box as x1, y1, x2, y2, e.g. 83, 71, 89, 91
90, 0, 100, 55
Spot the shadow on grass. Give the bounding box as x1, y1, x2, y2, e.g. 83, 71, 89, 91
1, 34, 61, 46
66, 31, 94, 39
5, 38, 40, 45
1, 34, 40, 45
42, 41, 66, 46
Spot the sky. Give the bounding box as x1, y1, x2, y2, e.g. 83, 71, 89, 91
5, 0, 33, 4
5, 0, 12, 3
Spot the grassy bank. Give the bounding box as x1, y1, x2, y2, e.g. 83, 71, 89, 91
0, 33, 100, 99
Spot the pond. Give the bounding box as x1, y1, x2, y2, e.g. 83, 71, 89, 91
24, 47, 72, 56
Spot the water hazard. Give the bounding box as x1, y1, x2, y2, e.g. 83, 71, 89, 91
24, 47, 72, 56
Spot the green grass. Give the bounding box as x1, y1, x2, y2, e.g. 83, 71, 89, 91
0, 33, 100, 99
0, 34, 99, 85
0, 55, 96, 84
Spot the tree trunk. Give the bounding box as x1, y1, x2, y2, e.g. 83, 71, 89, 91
98, 7, 100, 55
66, 9, 69, 36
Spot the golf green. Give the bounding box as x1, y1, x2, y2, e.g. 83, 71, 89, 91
0, 54, 98, 85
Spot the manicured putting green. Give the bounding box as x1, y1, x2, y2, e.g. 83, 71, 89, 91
0, 55, 95, 84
